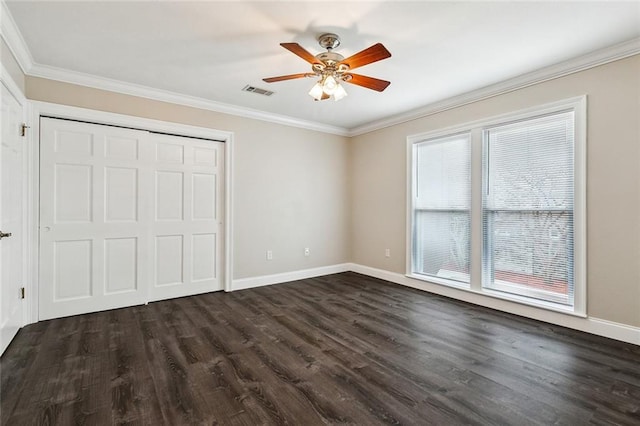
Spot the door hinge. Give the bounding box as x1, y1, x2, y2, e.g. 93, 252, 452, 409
20, 123, 30, 137
20, 287, 25, 299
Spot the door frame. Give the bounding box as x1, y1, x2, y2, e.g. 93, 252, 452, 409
27, 101, 234, 324
1, 65, 29, 333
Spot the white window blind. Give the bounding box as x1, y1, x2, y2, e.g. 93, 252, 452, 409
482, 111, 575, 305
412, 133, 471, 284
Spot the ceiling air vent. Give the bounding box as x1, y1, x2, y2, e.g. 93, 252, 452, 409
242, 85, 274, 96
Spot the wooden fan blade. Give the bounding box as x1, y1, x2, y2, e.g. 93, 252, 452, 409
339, 43, 391, 70
263, 73, 313, 83
344, 73, 391, 92
314, 92, 330, 101
281, 43, 321, 65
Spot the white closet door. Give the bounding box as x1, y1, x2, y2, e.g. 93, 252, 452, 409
39, 118, 224, 320
39, 118, 151, 320
148, 134, 224, 301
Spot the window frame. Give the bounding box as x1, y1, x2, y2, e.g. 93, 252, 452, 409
406, 96, 586, 316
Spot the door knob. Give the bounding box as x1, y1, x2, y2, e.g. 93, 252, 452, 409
0, 231, 12, 239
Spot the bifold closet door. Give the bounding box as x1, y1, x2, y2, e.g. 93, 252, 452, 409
148, 133, 224, 302
39, 118, 224, 320
39, 118, 152, 320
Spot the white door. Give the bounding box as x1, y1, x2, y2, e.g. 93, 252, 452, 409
148, 134, 224, 301
39, 118, 224, 320
1, 82, 25, 354
39, 118, 151, 320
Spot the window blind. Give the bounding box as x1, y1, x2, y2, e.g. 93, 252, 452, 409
413, 133, 471, 283
483, 111, 575, 305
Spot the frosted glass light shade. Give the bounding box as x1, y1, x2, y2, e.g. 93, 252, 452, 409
322, 75, 338, 94
333, 83, 348, 101
308, 83, 324, 100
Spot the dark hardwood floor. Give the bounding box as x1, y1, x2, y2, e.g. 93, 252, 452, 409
2, 272, 639, 425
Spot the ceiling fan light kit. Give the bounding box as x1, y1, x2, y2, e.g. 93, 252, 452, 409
263, 33, 391, 102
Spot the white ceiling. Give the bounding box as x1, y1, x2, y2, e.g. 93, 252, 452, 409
5, 1, 640, 131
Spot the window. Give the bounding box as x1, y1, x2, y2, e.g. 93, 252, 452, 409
483, 112, 575, 305
408, 97, 585, 314
412, 134, 471, 284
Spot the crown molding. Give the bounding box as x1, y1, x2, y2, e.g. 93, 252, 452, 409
27, 63, 349, 136
348, 37, 640, 137
0, 0, 34, 73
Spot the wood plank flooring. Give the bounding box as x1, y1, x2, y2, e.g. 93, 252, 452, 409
2, 272, 639, 425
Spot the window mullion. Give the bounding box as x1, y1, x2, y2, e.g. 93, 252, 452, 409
470, 128, 483, 291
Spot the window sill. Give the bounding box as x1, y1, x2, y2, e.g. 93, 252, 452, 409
406, 273, 586, 318
408, 272, 470, 290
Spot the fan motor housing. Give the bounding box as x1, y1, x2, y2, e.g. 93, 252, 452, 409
315, 51, 344, 65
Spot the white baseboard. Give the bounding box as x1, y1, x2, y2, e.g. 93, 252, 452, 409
348, 263, 640, 346
585, 318, 640, 345
231, 263, 351, 291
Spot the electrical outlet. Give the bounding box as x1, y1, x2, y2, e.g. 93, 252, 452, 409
266, 250, 273, 261
304, 247, 310, 257
385, 248, 391, 258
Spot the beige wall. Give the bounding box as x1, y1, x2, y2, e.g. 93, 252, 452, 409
1, 38, 25, 93
351, 55, 640, 327
26, 77, 350, 280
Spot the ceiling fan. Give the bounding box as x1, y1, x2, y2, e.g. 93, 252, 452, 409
263, 33, 391, 101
